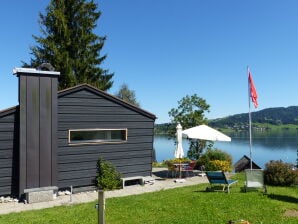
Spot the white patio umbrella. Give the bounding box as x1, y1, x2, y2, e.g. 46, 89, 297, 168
174, 123, 184, 159
182, 124, 231, 142
174, 123, 185, 182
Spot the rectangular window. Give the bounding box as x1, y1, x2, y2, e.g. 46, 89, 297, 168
68, 129, 127, 144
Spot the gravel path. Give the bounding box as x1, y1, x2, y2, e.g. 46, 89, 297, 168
0, 168, 208, 215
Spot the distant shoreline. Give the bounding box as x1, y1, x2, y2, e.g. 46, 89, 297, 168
154, 123, 298, 135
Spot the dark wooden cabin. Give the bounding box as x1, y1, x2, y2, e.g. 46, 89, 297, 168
57, 84, 156, 189
0, 107, 19, 196
0, 68, 156, 197
234, 155, 262, 172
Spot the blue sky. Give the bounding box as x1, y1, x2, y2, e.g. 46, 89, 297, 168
1, 0, 298, 124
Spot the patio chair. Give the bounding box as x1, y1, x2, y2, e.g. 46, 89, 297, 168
206, 171, 238, 193
183, 161, 196, 177
244, 169, 267, 193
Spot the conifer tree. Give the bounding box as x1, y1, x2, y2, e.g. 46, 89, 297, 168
24, 0, 113, 90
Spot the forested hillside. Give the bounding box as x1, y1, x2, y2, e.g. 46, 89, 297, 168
155, 106, 298, 133
209, 106, 298, 128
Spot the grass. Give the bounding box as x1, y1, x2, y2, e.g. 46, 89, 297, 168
0, 173, 297, 224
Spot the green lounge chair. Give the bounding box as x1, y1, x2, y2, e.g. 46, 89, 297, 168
206, 171, 238, 193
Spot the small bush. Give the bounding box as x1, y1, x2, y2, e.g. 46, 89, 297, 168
164, 157, 191, 165
198, 148, 233, 171
152, 161, 167, 168
97, 158, 122, 190
264, 160, 298, 186
210, 160, 232, 172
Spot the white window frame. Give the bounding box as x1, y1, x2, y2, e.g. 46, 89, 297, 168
68, 128, 128, 145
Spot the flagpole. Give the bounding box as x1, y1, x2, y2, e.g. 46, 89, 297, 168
248, 66, 253, 170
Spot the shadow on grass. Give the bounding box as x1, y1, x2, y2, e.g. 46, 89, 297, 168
193, 190, 207, 193
193, 186, 228, 193
268, 194, 298, 204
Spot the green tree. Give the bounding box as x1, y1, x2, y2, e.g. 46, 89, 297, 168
168, 94, 210, 160
24, 0, 113, 90
115, 83, 140, 107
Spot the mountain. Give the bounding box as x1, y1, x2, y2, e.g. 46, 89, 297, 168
209, 106, 298, 128
155, 106, 298, 134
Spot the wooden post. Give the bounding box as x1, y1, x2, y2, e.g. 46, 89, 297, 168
98, 189, 105, 224
70, 185, 73, 203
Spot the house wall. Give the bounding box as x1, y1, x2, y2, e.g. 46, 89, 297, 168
57, 88, 155, 189
0, 107, 19, 196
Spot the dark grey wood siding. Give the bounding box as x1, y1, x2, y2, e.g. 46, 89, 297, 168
57, 87, 155, 189
0, 107, 19, 196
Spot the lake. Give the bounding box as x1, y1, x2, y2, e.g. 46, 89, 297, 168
153, 130, 298, 168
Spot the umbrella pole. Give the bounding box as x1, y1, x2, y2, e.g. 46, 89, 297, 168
179, 158, 182, 179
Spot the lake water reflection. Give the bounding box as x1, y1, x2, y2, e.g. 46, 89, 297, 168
154, 130, 298, 168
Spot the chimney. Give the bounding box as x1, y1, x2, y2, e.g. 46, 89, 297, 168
13, 67, 60, 197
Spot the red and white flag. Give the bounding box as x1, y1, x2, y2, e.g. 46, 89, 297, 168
248, 68, 258, 108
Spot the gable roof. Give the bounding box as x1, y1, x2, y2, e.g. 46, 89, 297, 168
234, 155, 262, 172
0, 106, 18, 117
58, 84, 157, 120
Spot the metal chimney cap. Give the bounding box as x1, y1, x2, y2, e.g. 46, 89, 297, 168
13, 67, 60, 76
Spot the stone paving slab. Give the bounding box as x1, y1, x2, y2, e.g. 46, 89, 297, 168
0, 168, 208, 215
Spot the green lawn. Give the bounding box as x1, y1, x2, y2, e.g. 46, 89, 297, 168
0, 174, 297, 224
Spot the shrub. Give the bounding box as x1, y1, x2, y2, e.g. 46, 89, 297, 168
198, 148, 232, 171
164, 157, 191, 165
210, 160, 232, 172
152, 161, 167, 168
97, 158, 122, 190
264, 160, 298, 186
